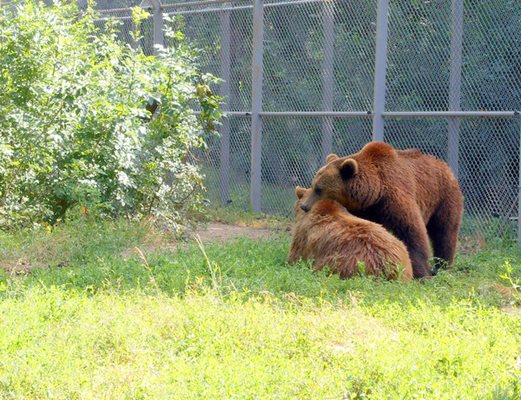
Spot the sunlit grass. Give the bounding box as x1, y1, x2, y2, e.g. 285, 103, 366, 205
0, 219, 520, 399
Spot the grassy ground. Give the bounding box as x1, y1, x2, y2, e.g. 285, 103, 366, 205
0, 218, 520, 399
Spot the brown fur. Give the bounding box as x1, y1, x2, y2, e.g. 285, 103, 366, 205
289, 187, 413, 282
301, 141, 464, 278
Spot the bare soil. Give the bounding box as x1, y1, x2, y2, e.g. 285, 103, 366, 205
119, 222, 286, 260
192, 222, 279, 244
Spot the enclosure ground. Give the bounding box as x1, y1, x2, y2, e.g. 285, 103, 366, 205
0, 219, 520, 399
192, 222, 283, 244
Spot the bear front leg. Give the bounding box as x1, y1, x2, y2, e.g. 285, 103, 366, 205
287, 237, 307, 264
287, 244, 300, 264
389, 210, 433, 279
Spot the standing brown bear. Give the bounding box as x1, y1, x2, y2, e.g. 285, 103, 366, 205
289, 187, 413, 281
300, 141, 463, 278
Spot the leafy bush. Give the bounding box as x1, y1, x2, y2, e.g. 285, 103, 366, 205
0, 1, 221, 230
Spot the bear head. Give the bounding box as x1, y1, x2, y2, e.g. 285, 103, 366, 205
300, 142, 393, 213
294, 186, 310, 221
294, 185, 348, 220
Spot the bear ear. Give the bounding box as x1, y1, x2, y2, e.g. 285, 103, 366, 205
295, 186, 307, 199
339, 159, 358, 181
325, 153, 339, 163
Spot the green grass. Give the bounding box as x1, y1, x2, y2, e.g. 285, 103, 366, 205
0, 219, 520, 399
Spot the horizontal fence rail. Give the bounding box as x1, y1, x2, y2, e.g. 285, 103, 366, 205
92, 0, 521, 242
383, 111, 520, 119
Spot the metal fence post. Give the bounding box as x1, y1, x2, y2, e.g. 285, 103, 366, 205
321, 0, 334, 162
219, 5, 231, 205
131, 18, 139, 50
518, 120, 521, 245
448, 0, 463, 178
142, 0, 164, 54
372, 0, 390, 142
251, 0, 264, 212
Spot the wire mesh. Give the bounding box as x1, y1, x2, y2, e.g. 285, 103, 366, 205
458, 119, 519, 239
386, 1, 451, 112
93, 0, 140, 10
263, 1, 325, 111
165, 7, 222, 77
461, 1, 521, 112
332, 119, 373, 157
226, 5, 253, 111
163, 1, 253, 111
198, 117, 252, 210
385, 119, 448, 160
333, 0, 376, 112
261, 116, 324, 215
259, 116, 373, 215
92, 0, 521, 241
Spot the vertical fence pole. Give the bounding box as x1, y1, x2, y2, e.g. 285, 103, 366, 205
372, 0, 390, 141
131, 18, 139, 49
250, 0, 264, 212
150, 0, 164, 55
518, 121, 521, 245
321, 0, 335, 161
448, 0, 463, 179
219, 5, 232, 205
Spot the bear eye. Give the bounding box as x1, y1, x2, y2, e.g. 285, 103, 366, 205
314, 186, 322, 195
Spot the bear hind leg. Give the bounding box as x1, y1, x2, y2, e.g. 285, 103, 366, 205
427, 198, 463, 270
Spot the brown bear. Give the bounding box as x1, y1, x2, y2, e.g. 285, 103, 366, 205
288, 186, 413, 281
300, 141, 463, 278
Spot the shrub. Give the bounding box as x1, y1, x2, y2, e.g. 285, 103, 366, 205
0, 0, 221, 231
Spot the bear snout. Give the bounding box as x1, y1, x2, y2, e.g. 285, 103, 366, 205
300, 204, 310, 212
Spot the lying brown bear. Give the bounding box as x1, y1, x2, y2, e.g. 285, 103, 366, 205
288, 186, 412, 281
300, 141, 464, 278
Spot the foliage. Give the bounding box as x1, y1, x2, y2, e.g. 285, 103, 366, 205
0, 221, 521, 398
499, 260, 521, 305
0, 1, 221, 230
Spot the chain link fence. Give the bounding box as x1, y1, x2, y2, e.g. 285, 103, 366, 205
93, 0, 521, 241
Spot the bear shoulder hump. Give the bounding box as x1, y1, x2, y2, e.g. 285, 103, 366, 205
361, 141, 396, 159
397, 148, 423, 157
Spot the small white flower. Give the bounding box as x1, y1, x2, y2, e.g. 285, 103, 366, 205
117, 171, 134, 188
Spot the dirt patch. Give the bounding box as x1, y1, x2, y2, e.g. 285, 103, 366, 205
502, 305, 521, 315
457, 236, 488, 255
120, 222, 286, 260
0, 259, 38, 275
192, 222, 280, 244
